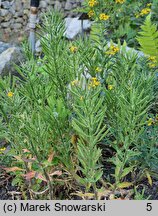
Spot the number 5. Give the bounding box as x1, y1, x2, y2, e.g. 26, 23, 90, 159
146, 203, 152, 211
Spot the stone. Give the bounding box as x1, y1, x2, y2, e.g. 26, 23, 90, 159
45, 0, 52, 4
15, 17, 23, 23
1, 1, 10, 9
15, 0, 23, 12
0, 9, 9, 17
65, 0, 72, 10
35, 39, 42, 53
49, 0, 55, 5
13, 11, 24, 18
0, 46, 23, 76
23, 1, 30, 9
9, 6, 16, 15
54, 1, 62, 11
4, 13, 12, 22
23, 9, 29, 15
1, 22, 10, 28
0, 42, 10, 54
65, 17, 91, 39
12, 23, 22, 29
39, 1, 48, 8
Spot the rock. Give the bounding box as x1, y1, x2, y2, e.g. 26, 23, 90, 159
39, 1, 48, 8
0, 42, 10, 54
4, 13, 12, 22
15, 17, 23, 23
54, 1, 62, 11
23, 1, 30, 9
45, 0, 52, 4
0, 46, 23, 76
23, 9, 29, 15
1, 22, 10, 28
11, 23, 22, 29
65, 17, 91, 39
65, 0, 72, 10
35, 39, 42, 53
1, 1, 10, 9
15, 0, 23, 12
0, 9, 9, 17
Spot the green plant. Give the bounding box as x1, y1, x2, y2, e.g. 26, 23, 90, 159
137, 14, 158, 61
134, 186, 151, 200
103, 47, 155, 188
70, 80, 109, 199
0, 11, 76, 200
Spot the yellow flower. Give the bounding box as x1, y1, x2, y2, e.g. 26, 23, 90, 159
88, 10, 95, 18
147, 118, 153, 126
140, 8, 151, 16
108, 85, 114, 90
148, 56, 157, 63
135, 13, 140, 18
71, 80, 79, 86
88, 0, 98, 7
88, 77, 100, 89
147, 3, 152, 7
148, 63, 156, 68
95, 67, 102, 72
7, 91, 14, 97
69, 46, 78, 53
106, 45, 119, 55
80, 96, 83, 101
99, 13, 110, 21
115, 0, 125, 4
0, 147, 6, 154
148, 56, 157, 68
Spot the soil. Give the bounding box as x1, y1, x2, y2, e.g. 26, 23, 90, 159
1, 164, 158, 200
0, 168, 22, 200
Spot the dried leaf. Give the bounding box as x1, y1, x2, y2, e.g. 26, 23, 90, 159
21, 157, 36, 163
3, 167, 24, 172
48, 151, 54, 163
23, 171, 47, 182
22, 149, 30, 153
145, 170, 152, 186
14, 156, 23, 162
117, 182, 133, 189
49, 170, 62, 177
71, 192, 94, 198
23, 171, 36, 180
35, 173, 47, 182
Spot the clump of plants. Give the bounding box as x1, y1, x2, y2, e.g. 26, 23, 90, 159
0, 9, 158, 200
80, 0, 158, 47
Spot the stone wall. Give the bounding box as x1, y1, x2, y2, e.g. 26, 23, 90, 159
0, 0, 84, 42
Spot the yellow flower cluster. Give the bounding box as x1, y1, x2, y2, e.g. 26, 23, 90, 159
140, 8, 151, 16
108, 85, 114, 90
147, 3, 152, 7
148, 56, 157, 68
99, 13, 110, 21
69, 46, 78, 53
115, 0, 125, 4
7, 91, 14, 97
147, 115, 158, 126
106, 45, 119, 55
88, 0, 98, 7
88, 77, 100, 88
71, 80, 79, 86
88, 10, 95, 18
95, 67, 102, 72
0, 147, 6, 154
